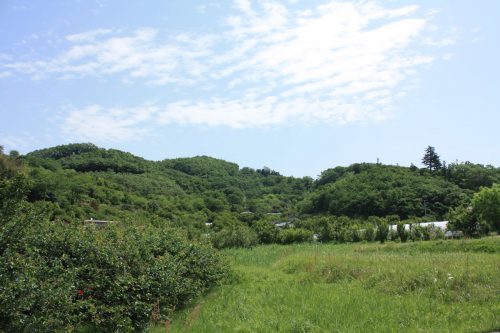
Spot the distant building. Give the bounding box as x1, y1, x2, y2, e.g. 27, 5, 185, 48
84, 218, 115, 227
444, 230, 463, 239
205, 222, 213, 227
389, 221, 448, 231
274, 222, 293, 228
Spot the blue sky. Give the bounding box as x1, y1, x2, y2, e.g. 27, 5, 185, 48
1, 0, 498, 177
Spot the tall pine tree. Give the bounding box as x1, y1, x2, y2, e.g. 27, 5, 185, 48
422, 146, 442, 172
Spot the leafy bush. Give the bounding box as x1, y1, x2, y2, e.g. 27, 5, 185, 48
278, 228, 313, 244
472, 184, 500, 233
0, 179, 229, 332
212, 224, 257, 249
375, 219, 389, 244
447, 205, 481, 237
363, 224, 375, 241
251, 219, 279, 244
397, 222, 409, 242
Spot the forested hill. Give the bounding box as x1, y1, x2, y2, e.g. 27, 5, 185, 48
23, 143, 313, 225
4, 143, 499, 243
302, 163, 478, 219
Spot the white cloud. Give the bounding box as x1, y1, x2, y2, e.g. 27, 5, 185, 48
4, 28, 214, 85
62, 105, 159, 142
65, 28, 113, 42
157, 0, 437, 127
4, 1, 451, 131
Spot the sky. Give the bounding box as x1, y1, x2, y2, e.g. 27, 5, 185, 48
0, 0, 499, 177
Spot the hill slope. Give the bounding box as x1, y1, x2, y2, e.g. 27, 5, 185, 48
12, 143, 499, 243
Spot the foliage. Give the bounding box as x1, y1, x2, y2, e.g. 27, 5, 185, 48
2, 143, 500, 332
0, 217, 228, 332
18, 144, 499, 242
0, 159, 229, 332
363, 224, 375, 241
447, 205, 481, 237
22, 144, 311, 231
251, 219, 279, 244
445, 162, 500, 191
27, 143, 100, 159
278, 228, 313, 244
422, 146, 442, 172
397, 222, 409, 242
472, 184, 500, 232
375, 218, 389, 243
212, 224, 257, 249
0, 151, 24, 179
302, 164, 468, 219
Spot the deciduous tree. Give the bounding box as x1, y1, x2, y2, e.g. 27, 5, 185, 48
472, 184, 500, 233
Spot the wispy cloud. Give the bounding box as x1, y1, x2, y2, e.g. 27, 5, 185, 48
62, 105, 159, 142
0, 71, 12, 79
4, 28, 214, 84
160, 0, 436, 128
2, 1, 451, 132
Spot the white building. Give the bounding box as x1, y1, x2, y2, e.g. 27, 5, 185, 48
389, 221, 448, 231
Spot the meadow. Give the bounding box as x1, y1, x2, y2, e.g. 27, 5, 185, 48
150, 237, 499, 333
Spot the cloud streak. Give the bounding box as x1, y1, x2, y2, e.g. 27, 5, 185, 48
62, 105, 159, 142
2, 0, 450, 134
4, 28, 213, 84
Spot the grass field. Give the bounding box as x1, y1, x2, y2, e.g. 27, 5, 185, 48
150, 238, 500, 333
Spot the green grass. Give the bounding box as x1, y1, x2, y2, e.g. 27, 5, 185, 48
149, 238, 500, 333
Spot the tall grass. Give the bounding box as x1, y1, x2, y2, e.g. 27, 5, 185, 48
149, 238, 499, 332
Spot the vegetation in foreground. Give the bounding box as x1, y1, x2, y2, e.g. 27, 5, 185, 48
151, 238, 500, 333
0, 159, 229, 333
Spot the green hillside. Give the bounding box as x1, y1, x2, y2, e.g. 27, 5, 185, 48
17, 143, 500, 242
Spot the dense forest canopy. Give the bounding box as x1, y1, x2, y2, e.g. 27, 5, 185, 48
2, 142, 499, 241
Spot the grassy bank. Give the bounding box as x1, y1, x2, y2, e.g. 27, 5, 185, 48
150, 238, 499, 332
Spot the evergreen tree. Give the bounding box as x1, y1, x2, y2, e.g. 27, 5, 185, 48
422, 146, 442, 172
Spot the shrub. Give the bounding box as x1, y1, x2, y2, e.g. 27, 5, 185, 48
428, 225, 445, 240
278, 228, 313, 244
0, 202, 229, 332
447, 205, 481, 237
389, 229, 398, 241
252, 219, 279, 244
363, 224, 375, 242
397, 222, 409, 242
376, 219, 389, 244
410, 225, 424, 241
212, 223, 257, 249
350, 225, 362, 242
472, 184, 500, 233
